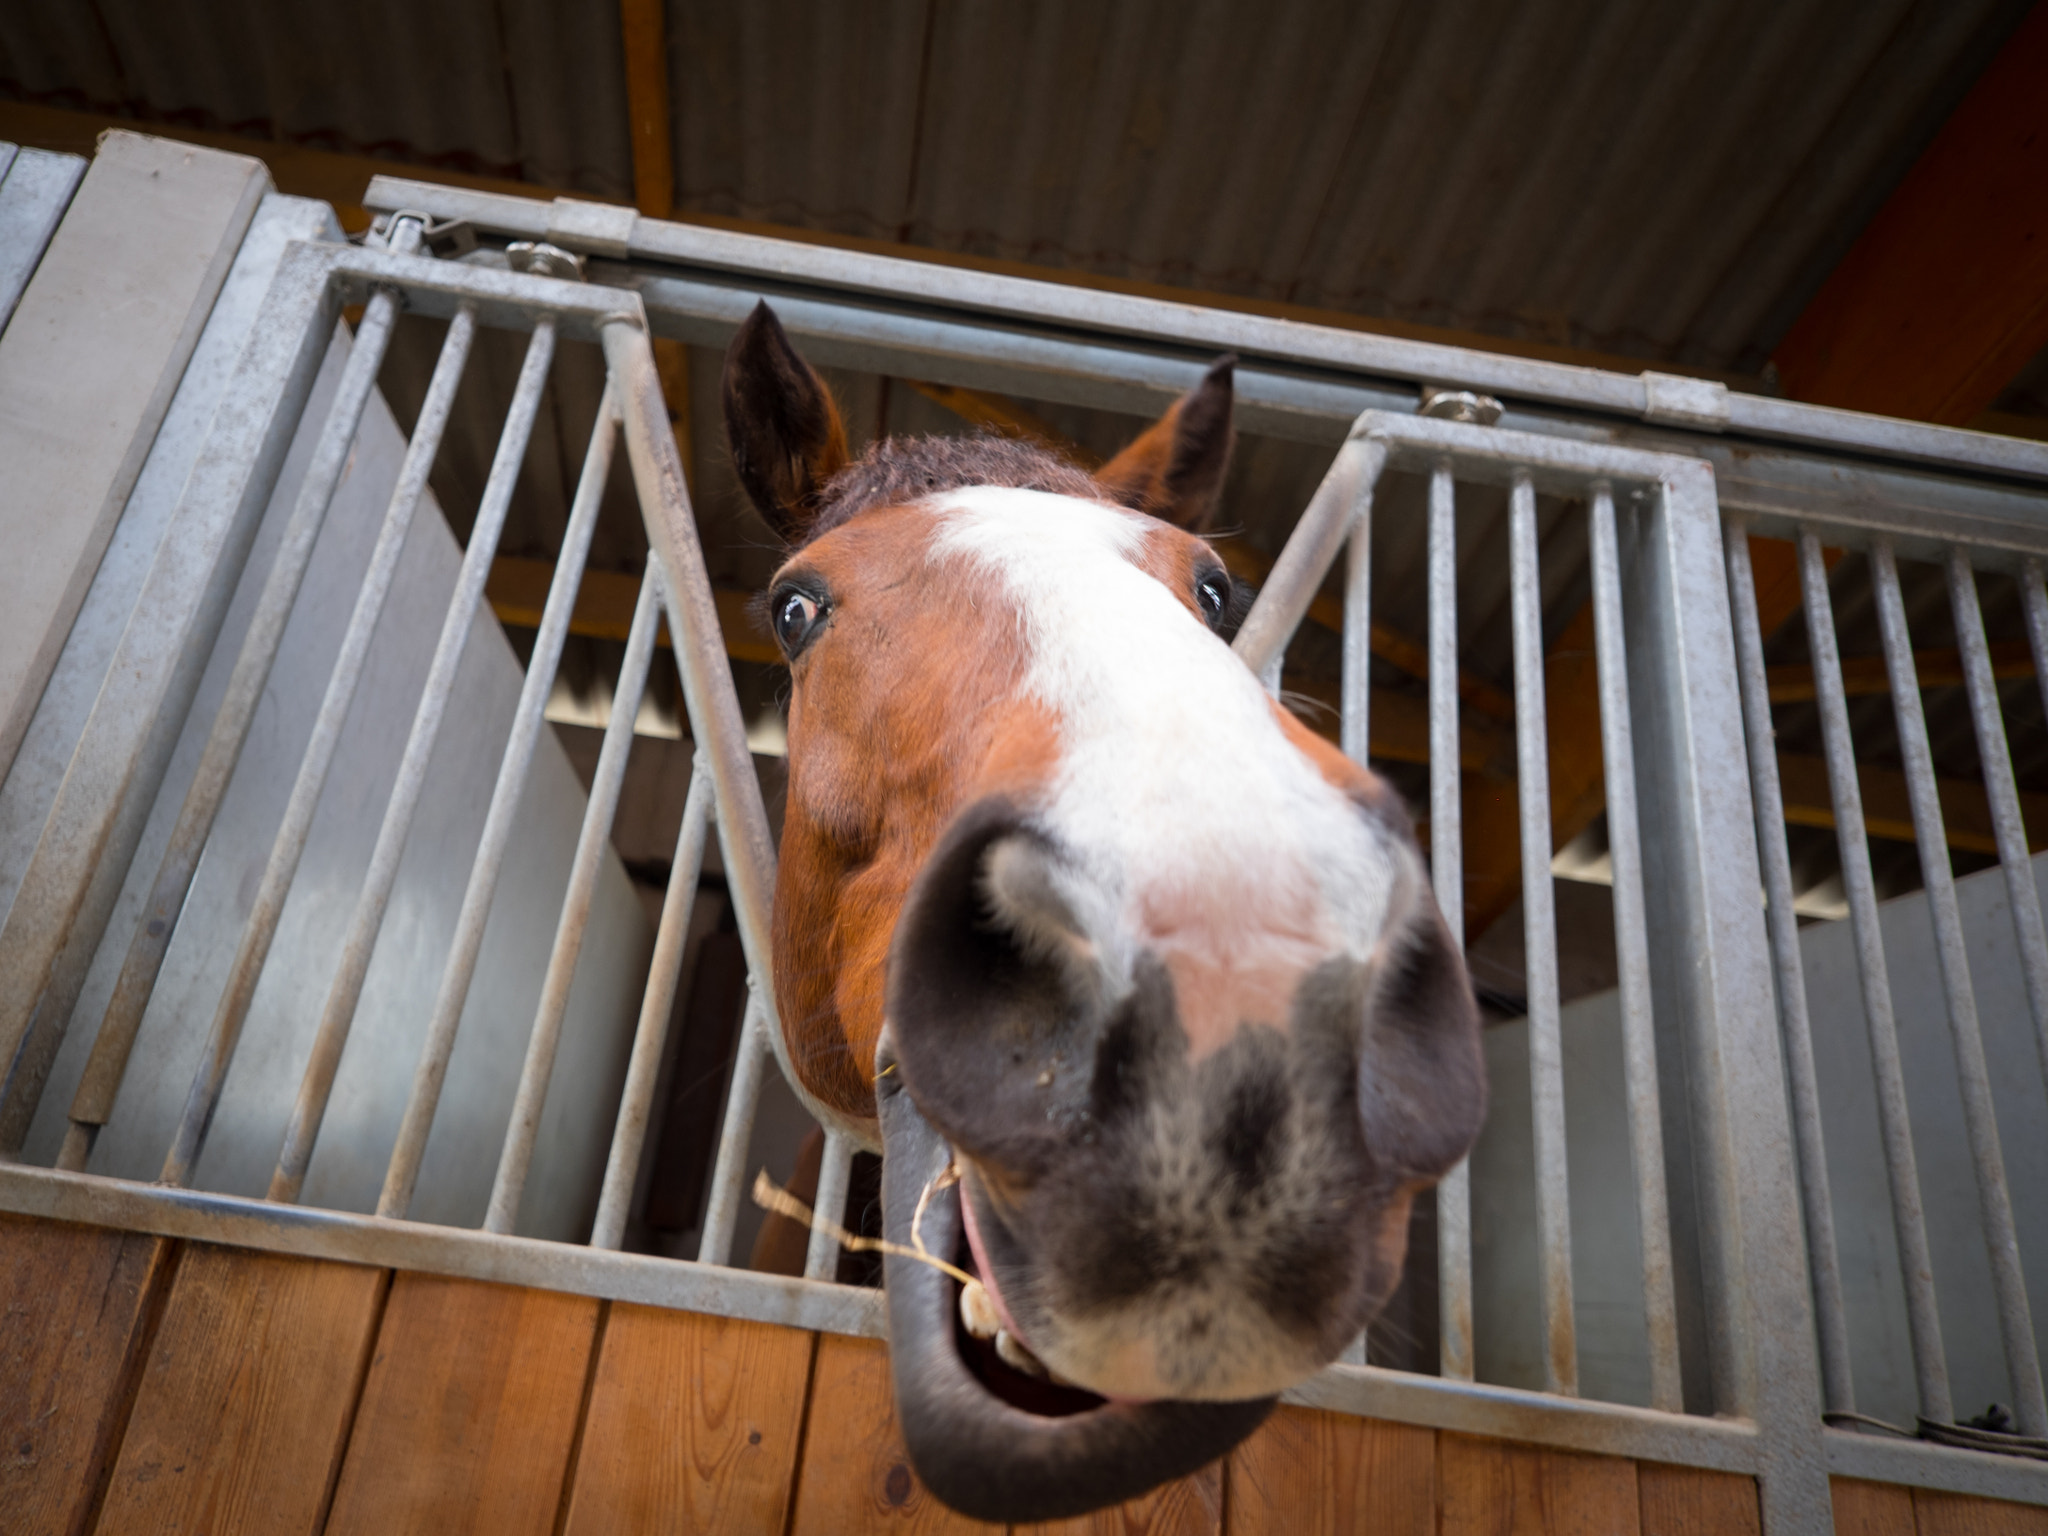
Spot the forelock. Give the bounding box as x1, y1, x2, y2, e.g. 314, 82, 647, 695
797, 434, 1105, 547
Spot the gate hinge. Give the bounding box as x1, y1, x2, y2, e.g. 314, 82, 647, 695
1418, 386, 1503, 425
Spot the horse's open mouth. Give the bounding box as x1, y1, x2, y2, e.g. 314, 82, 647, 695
876, 1050, 1275, 1524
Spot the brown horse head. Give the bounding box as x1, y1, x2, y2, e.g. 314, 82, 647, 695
723, 302, 1484, 1522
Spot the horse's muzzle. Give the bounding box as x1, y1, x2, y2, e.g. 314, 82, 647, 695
875, 1046, 1275, 1523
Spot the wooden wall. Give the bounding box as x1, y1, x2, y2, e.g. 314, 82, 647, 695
4, 1212, 2042, 1535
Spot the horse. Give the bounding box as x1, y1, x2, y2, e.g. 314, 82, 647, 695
721, 302, 1486, 1522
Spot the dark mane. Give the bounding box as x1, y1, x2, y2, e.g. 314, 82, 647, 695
797, 433, 1104, 548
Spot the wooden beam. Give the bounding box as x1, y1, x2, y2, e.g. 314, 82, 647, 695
0, 99, 1756, 389
1771, 5, 2048, 424
1766, 638, 2036, 703
487, 556, 779, 666
618, 0, 674, 221
1775, 752, 2047, 857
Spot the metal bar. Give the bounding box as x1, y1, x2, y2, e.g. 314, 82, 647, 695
365, 174, 2048, 486
268, 323, 560, 1206
152, 272, 413, 1188
600, 318, 874, 1150
1428, 460, 1474, 1384
1509, 465, 1577, 1399
1723, 518, 1855, 1417
66, 296, 473, 1175
1996, 559, 2048, 1099
805, 1130, 856, 1281
698, 994, 771, 1266
378, 324, 588, 1219
1340, 500, 1372, 765
485, 563, 665, 1235
0, 240, 338, 1148
1233, 433, 1387, 680
1871, 539, 2046, 1435
590, 753, 715, 1251
1798, 531, 1952, 1425
1588, 479, 1682, 1414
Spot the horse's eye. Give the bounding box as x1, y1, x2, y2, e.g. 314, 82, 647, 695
773, 587, 824, 654
1195, 570, 1231, 628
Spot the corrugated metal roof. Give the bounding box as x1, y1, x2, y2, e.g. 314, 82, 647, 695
2, 0, 2032, 372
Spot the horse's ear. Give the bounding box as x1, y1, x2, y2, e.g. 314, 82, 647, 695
721, 301, 851, 543
1093, 356, 1236, 531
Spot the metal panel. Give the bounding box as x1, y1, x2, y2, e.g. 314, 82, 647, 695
0, 144, 85, 333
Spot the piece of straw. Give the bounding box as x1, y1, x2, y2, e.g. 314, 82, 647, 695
751, 1166, 976, 1288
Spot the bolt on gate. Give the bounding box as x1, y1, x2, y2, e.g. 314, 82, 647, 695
5, 173, 2048, 1532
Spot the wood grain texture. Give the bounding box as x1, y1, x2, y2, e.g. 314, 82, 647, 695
1228, 1403, 1433, 1535
1015, 1460, 1222, 1536
1439, 1431, 1640, 1536
1636, 1463, 1760, 1536
325, 1273, 600, 1536
561, 1303, 813, 1535
94, 1244, 385, 1536
1828, 1479, 1917, 1536
0, 1216, 171, 1536
787, 1331, 1001, 1535
1916, 1488, 2048, 1536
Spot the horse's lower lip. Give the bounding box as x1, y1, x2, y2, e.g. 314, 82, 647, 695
876, 1069, 1275, 1524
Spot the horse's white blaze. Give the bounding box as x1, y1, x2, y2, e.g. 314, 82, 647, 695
931, 487, 1403, 1059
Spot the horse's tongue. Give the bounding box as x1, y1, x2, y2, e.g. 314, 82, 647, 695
874, 1054, 1274, 1524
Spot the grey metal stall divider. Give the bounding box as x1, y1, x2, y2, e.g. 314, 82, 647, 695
4, 173, 2048, 1533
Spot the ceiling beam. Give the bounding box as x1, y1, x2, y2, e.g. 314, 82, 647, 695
618, 0, 674, 222
1771, 5, 2048, 424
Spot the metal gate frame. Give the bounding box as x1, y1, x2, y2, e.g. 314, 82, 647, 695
3, 182, 2048, 1528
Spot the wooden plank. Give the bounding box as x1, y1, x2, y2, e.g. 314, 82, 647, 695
1015, 1461, 1221, 1536
561, 1303, 813, 1535
1775, 751, 2047, 856
1636, 1463, 1760, 1536
0, 1214, 171, 1536
486, 556, 779, 665
1829, 1479, 1918, 1536
1771, 4, 2048, 424
1915, 1488, 2048, 1536
618, 0, 674, 221
787, 1331, 1000, 1535
1438, 1430, 1641, 1536
1227, 1403, 1433, 1535
1766, 639, 2036, 704
95, 1244, 386, 1536
325, 1273, 601, 1536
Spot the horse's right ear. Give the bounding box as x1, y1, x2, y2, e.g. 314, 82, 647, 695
721, 301, 850, 543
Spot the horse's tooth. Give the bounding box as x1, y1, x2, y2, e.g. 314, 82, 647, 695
995, 1328, 1049, 1378
959, 1279, 1001, 1340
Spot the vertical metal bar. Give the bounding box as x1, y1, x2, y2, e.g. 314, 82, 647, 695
1232, 432, 1388, 682
602, 318, 874, 1151
1588, 479, 1681, 1414
1429, 460, 1474, 1384
152, 283, 412, 1188
1340, 501, 1373, 765
590, 754, 715, 1251
1972, 557, 2048, 1110
62, 301, 476, 1174
1509, 466, 1577, 1398
1871, 539, 2045, 1435
1798, 531, 1952, 1425
269, 323, 562, 1205
485, 564, 665, 1235
1723, 519, 1855, 1418
377, 326, 594, 1219
698, 993, 771, 1266
805, 1130, 856, 1281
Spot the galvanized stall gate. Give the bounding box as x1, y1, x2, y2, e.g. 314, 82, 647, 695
7, 146, 2048, 1533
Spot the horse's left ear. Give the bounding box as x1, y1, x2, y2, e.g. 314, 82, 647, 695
721, 301, 851, 544
1094, 356, 1236, 531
